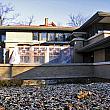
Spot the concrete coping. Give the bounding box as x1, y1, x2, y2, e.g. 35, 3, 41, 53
0, 64, 11, 66
0, 63, 93, 67
71, 38, 85, 43
87, 31, 110, 41
93, 62, 110, 65
22, 76, 90, 80
0, 62, 110, 67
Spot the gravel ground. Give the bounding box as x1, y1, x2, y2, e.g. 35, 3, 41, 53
0, 83, 109, 110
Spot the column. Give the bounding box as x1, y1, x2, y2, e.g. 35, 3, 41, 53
71, 38, 84, 63
45, 46, 49, 63
30, 46, 34, 63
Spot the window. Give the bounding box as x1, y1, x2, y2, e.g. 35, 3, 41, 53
105, 48, 110, 61
20, 56, 30, 63
63, 33, 71, 41
48, 33, 55, 41
41, 32, 47, 41
0, 35, 6, 41
19, 46, 30, 63
55, 33, 63, 41
49, 47, 60, 61
33, 32, 39, 40
33, 47, 46, 64
34, 56, 45, 64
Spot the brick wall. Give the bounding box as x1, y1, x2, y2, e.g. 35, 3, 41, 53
12, 64, 93, 79
94, 62, 110, 79
0, 63, 109, 80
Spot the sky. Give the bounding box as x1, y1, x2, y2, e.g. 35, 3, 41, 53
1, 0, 110, 26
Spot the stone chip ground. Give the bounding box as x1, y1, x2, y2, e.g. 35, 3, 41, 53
0, 83, 109, 110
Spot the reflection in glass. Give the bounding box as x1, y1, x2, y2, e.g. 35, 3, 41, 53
48, 33, 55, 41
33, 32, 39, 40
41, 32, 47, 41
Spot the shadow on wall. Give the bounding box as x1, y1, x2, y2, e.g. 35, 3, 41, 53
12, 63, 93, 80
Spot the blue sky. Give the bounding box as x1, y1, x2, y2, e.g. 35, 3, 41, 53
1, 0, 110, 26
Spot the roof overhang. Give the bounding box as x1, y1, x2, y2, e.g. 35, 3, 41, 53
77, 36, 110, 53
99, 16, 110, 23
42, 41, 70, 45
76, 11, 110, 31
71, 32, 87, 37
0, 25, 76, 32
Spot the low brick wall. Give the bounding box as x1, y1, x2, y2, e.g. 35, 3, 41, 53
94, 62, 110, 79
13, 63, 94, 79
0, 63, 93, 79
0, 63, 110, 79
0, 64, 11, 78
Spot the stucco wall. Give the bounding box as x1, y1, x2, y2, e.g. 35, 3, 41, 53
6, 32, 33, 43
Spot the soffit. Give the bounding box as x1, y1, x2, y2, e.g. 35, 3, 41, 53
99, 17, 110, 23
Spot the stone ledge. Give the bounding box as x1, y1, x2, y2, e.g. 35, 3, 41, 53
93, 62, 110, 65
0, 63, 94, 67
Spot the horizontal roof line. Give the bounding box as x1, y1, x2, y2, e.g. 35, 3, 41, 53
0, 25, 77, 32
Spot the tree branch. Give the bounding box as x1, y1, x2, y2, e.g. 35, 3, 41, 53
68, 13, 87, 27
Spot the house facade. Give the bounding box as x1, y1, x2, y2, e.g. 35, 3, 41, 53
71, 11, 110, 63
0, 12, 110, 65
0, 18, 76, 64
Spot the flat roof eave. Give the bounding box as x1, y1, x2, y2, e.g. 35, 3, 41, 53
76, 11, 110, 31
0, 25, 76, 32
77, 36, 110, 53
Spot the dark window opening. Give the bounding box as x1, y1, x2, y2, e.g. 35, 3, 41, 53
33, 32, 39, 40
105, 47, 110, 61
83, 52, 94, 63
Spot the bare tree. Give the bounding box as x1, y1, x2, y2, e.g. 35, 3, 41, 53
28, 16, 34, 26
0, 2, 19, 25
17, 15, 35, 26
68, 13, 87, 27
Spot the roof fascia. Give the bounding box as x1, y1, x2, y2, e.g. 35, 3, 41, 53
76, 11, 110, 31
